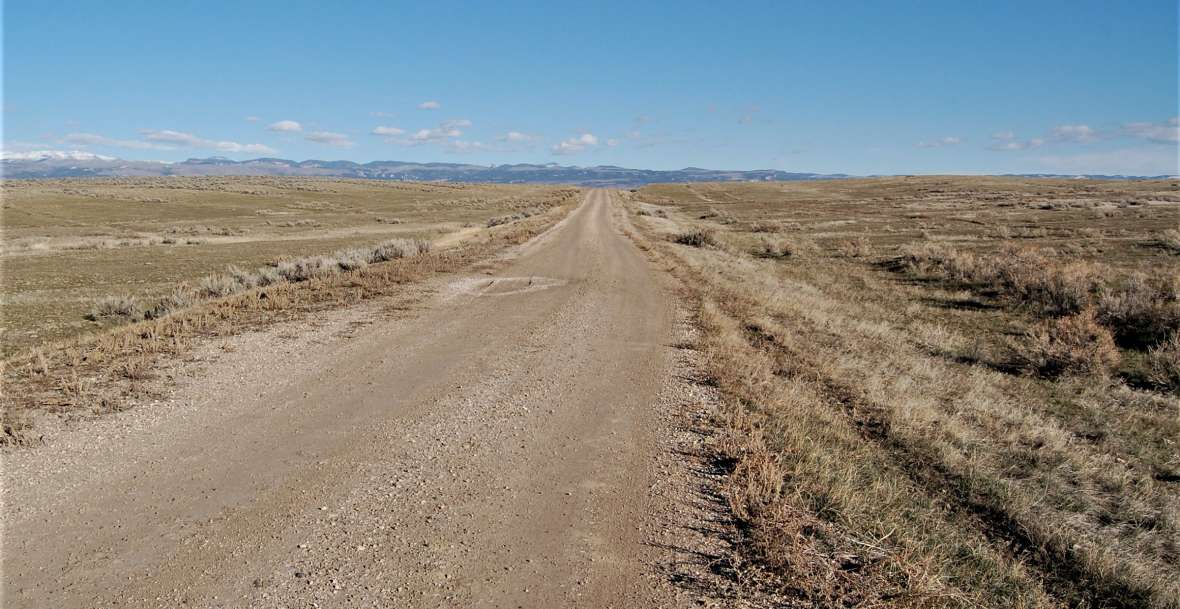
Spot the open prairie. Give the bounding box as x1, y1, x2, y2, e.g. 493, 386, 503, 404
2, 188, 732, 609
5, 179, 1180, 609
0, 177, 576, 355
625, 177, 1180, 607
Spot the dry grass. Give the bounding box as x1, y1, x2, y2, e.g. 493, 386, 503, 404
1147, 335, 1180, 392
84, 295, 143, 321
485, 206, 545, 227
626, 177, 1180, 608
1, 177, 579, 355
1, 186, 576, 444
671, 228, 718, 248
1015, 308, 1122, 378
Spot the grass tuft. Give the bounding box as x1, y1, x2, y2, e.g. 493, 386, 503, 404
85, 295, 143, 321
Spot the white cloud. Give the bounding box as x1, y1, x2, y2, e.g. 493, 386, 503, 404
441, 118, 472, 130
1032, 147, 1178, 176
418, 100, 441, 110
988, 131, 1043, 151
445, 140, 492, 153
142, 130, 276, 154
267, 120, 303, 133
61, 132, 170, 150
305, 131, 354, 147
500, 131, 540, 143
371, 111, 396, 118
410, 128, 451, 143
916, 136, 963, 149
372, 126, 405, 136
606, 138, 620, 147
1050, 124, 1096, 143
552, 133, 599, 155
1123, 118, 1180, 144
2, 149, 116, 161
245, 116, 260, 122
399, 119, 471, 144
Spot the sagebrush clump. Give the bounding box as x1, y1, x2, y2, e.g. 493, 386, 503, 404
1014, 308, 1121, 378
671, 229, 718, 248
1096, 272, 1180, 348
89, 238, 434, 323
902, 243, 1180, 352
1147, 334, 1180, 392
85, 295, 143, 321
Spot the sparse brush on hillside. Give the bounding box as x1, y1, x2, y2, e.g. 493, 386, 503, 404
5, 203, 569, 446
101, 238, 435, 323
902, 243, 1180, 353
635, 204, 667, 218
486, 207, 543, 227
900, 243, 1102, 315
2, 178, 580, 356
629, 179, 1180, 608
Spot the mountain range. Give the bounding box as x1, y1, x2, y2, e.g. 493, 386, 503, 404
0, 152, 848, 185
1, 151, 1172, 184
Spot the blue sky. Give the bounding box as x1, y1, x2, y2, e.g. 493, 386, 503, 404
4, 1, 1178, 174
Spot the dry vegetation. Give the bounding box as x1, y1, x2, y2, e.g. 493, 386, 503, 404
1, 177, 578, 442
625, 177, 1180, 608
1, 176, 576, 355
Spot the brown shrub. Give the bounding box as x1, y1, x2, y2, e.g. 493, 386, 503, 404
902, 244, 1102, 316
145, 286, 198, 320
671, 228, 718, 248
836, 236, 873, 258
1096, 272, 1180, 348
700, 207, 737, 225
758, 237, 793, 258
84, 295, 143, 321
1014, 308, 1121, 378
1013, 261, 1102, 316
747, 220, 782, 233
635, 205, 667, 218
1147, 334, 1180, 392
1159, 228, 1180, 253
197, 274, 243, 298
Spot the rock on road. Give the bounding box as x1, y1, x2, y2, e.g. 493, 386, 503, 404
2, 190, 707, 608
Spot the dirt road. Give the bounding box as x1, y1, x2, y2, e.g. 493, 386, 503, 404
2, 190, 716, 608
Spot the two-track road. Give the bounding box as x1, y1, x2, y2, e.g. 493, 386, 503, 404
3, 190, 699, 608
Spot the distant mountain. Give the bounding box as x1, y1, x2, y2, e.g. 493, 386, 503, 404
999, 172, 1179, 180
2, 153, 1172, 184
0, 153, 849, 185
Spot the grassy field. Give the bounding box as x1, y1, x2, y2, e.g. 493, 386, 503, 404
1, 177, 577, 356
1, 178, 576, 444
625, 177, 1180, 608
